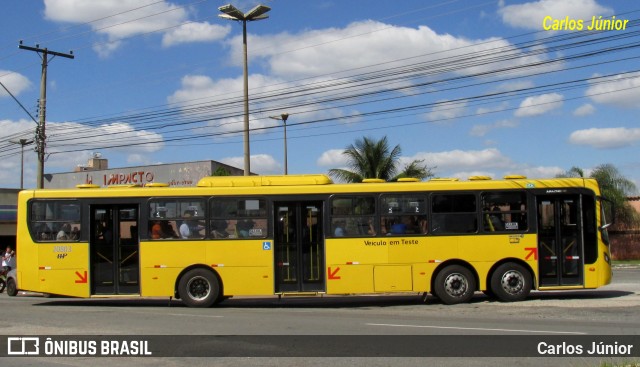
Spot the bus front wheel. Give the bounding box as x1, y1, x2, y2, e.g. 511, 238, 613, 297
6, 278, 17, 297
490, 263, 532, 302
433, 265, 476, 305
178, 269, 220, 308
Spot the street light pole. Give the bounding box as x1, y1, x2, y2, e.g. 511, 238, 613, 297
10, 138, 34, 189
218, 4, 271, 176
269, 113, 289, 175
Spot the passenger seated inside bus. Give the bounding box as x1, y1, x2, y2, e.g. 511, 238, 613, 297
161, 221, 179, 238
333, 219, 346, 236
386, 216, 419, 235
484, 206, 506, 231
211, 220, 229, 238
150, 221, 163, 239
236, 219, 255, 238
56, 223, 72, 241
389, 218, 407, 235
180, 211, 204, 239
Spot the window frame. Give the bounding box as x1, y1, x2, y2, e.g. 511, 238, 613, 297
209, 196, 269, 239
379, 193, 428, 236
29, 199, 82, 242
429, 192, 478, 235
148, 197, 207, 240
329, 194, 377, 237
480, 190, 528, 233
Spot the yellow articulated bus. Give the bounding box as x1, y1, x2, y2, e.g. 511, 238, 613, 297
12, 174, 613, 307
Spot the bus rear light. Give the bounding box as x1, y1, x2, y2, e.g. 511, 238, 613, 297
210, 264, 224, 267
153, 265, 167, 268
38, 266, 51, 270
346, 261, 359, 265
428, 260, 442, 263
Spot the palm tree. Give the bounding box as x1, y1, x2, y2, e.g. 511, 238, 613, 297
328, 136, 434, 182
590, 164, 639, 228
558, 163, 639, 228
557, 166, 585, 178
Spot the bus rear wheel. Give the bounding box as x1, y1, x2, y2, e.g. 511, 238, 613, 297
178, 269, 220, 308
490, 263, 532, 302
6, 278, 17, 297
433, 265, 476, 305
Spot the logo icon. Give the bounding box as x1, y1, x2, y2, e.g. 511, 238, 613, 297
7, 337, 40, 355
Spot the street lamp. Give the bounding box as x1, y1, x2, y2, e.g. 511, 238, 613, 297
10, 138, 34, 189
218, 3, 271, 176
269, 113, 289, 175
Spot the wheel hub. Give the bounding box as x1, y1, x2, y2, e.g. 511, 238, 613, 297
501, 271, 524, 295
187, 276, 211, 300
444, 273, 468, 297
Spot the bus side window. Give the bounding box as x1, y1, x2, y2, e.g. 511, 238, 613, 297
210, 198, 268, 239
481, 191, 527, 233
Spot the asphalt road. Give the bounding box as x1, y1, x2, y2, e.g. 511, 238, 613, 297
1, 267, 638, 367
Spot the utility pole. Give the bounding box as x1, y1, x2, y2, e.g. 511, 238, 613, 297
19, 41, 74, 189
269, 113, 289, 175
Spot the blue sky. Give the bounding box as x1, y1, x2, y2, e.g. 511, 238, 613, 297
1, 0, 639, 190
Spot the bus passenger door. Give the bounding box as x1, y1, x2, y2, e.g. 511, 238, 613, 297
90, 205, 140, 295
537, 195, 583, 287
274, 201, 325, 293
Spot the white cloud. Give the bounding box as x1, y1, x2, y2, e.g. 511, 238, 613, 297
93, 40, 122, 59
45, 0, 189, 55
220, 154, 280, 175
517, 166, 565, 178
569, 127, 640, 149
514, 93, 563, 117
498, 0, 612, 30
0, 71, 32, 98
425, 100, 467, 122
230, 20, 552, 80
162, 22, 231, 47
167, 74, 282, 136
573, 103, 595, 116
586, 71, 640, 108
168, 73, 360, 134
410, 148, 515, 171
469, 119, 518, 137
317, 149, 348, 167
49, 121, 164, 153
493, 80, 535, 93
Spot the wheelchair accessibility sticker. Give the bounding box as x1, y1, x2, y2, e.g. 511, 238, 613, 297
262, 241, 272, 250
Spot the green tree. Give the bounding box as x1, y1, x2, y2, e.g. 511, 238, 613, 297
590, 164, 639, 228
328, 136, 434, 182
557, 166, 585, 178
558, 163, 639, 228
212, 166, 230, 176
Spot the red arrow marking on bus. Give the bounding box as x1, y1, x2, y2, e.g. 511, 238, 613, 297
525, 248, 538, 261
75, 271, 88, 284
328, 267, 341, 280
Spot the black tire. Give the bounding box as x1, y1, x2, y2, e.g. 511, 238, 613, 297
0, 278, 5, 293
433, 265, 476, 305
178, 268, 220, 308
482, 289, 495, 299
490, 263, 532, 302
6, 278, 17, 297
